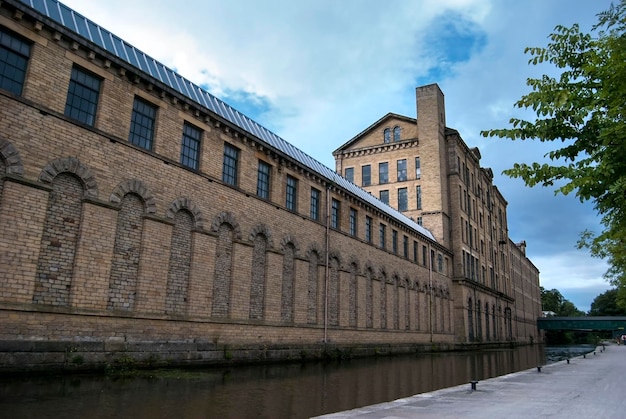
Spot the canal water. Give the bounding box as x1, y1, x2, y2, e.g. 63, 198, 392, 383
0, 345, 546, 419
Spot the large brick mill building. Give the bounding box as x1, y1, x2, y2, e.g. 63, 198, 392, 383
0, 0, 542, 372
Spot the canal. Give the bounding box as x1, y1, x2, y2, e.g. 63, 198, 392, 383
0, 345, 547, 418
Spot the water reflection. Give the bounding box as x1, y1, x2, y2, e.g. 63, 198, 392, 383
0, 345, 545, 419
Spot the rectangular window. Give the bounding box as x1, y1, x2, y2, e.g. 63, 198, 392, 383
349, 208, 357, 236
398, 187, 408, 211
310, 188, 321, 220
128, 97, 157, 150
222, 143, 239, 186
403, 235, 409, 259
362, 165, 371, 186
397, 159, 407, 181
379, 223, 386, 249
379, 162, 388, 184
65, 66, 101, 126
365, 216, 372, 243
180, 122, 201, 169
0, 27, 31, 95
431, 249, 436, 271
380, 190, 389, 205
415, 157, 421, 180
417, 216, 423, 226
422, 245, 427, 266
413, 241, 418, 262
331, 198, 340, 229
416, 185, 422, 210
392, 230, 398, 254
344, 167, 354, 183
438, 254, 444, 273
257, 160, 271, 199
286, 175, 298, 211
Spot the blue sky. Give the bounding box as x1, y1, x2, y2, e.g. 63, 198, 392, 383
61, 0, 614, 312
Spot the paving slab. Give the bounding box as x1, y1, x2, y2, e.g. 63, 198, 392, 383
314, 343, 626, 419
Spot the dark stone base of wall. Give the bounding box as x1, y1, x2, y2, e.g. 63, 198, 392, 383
0, 339, 525, 375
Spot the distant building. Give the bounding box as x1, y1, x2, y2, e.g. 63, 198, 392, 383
0, 0, 541, 372
333, 84, 542, 343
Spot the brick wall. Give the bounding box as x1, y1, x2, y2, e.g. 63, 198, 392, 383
0, 1, 538, 372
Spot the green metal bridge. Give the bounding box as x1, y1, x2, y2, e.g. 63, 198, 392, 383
537, 316, 626, 332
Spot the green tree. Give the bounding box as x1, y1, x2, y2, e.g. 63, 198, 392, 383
482, 1, 626, 304
541, 287, 585, 316
588, 288, 626, 316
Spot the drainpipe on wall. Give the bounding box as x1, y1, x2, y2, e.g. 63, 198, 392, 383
429, 244, 433, 344
324, 183, 331, 344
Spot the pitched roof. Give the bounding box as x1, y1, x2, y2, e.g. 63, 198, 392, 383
16, 0, 435, 242
333, 112, 416, 154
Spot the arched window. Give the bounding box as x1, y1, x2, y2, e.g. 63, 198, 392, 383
383, 128, 391, 143
250, 233, 268, 320
393, 126, 401, 142
212, 223, 234, 317
281, 242, 296, 322
468, 297, 474, 342
165, 209, 193, 314
34, 173, 84, 306
365, 267, 374, 328
307, 250, 320, 324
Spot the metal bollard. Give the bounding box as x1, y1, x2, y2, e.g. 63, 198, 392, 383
566, 358, 570, 364
470, 380, 478, 391
594, 352, 596, 355
537, 366, 542, 372
583, 354, 586, 358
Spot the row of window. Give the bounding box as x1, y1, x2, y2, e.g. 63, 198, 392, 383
1, 25, 445, 272
383, 126, 402, 143
344, 157, 420, 187
378, 185, 422, 212
1, 27, 205, 171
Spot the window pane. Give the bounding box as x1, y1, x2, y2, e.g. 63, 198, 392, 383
0, 28, 30, 96
392, 230, 398, 254
257, 160, 271, 199
344, 167, 354, 183
181, 123, 201, 169
286, 175, 297, 211
222, 143, 239, 185
129, 97, 157, 150
379, 162, 388, 184
393, 126, 401, 142
397, 159, 407, 182
365, 216, 372, 243
380, 190, 389, 205
415, 157, 421, 180
362, 165, 371, 186
398, 187, 408, 211
310, 188, 320, 220
349, 208, 357, 236
331, 199, 340, 229
383, 128, 390, 143
416, 185, 422, 210
65, 66, 101, 126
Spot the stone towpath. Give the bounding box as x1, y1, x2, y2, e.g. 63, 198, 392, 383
314, 343, 626, 418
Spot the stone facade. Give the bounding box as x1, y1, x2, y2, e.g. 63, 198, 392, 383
333, 86, 543, 346
0, 0, 467, 373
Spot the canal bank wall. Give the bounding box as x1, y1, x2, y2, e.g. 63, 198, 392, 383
0, 306, 527, 375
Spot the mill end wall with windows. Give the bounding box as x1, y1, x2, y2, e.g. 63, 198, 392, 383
0, 0, 458, 372
333, 85, 543, 345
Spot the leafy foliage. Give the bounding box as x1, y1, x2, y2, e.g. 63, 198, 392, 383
541, 287, 585, 317
588, 288, 626, 316
482, 1, 626, 297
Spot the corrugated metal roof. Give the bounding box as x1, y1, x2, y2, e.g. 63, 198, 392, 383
19, 0, 436, 242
